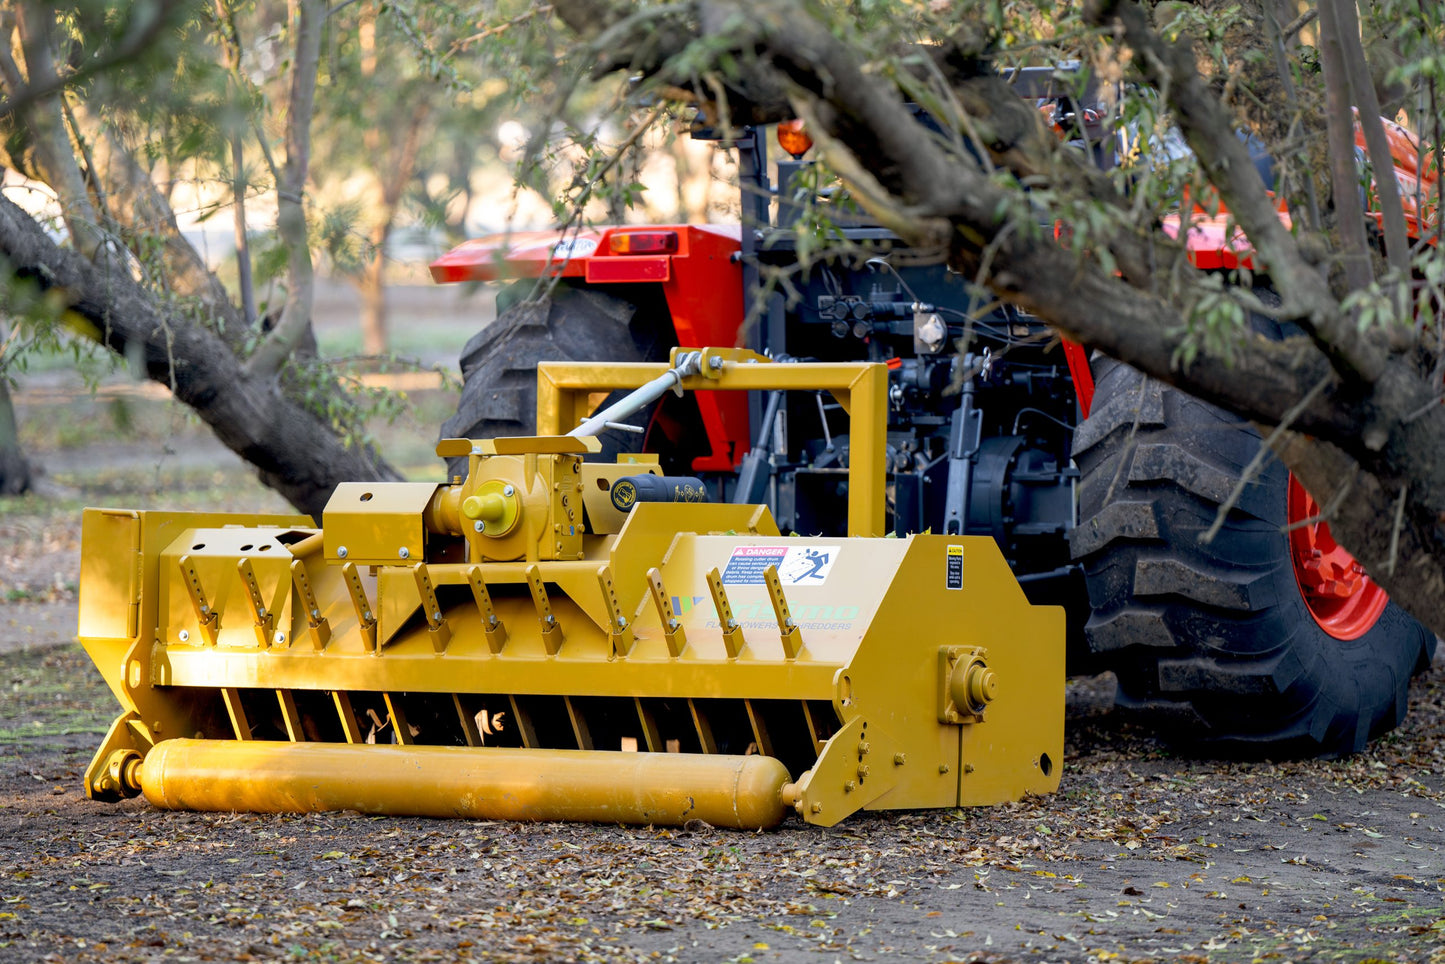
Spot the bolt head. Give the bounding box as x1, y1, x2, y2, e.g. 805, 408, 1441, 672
474, 521, 485, 533
398, 547, 410, 559
273, 631, 285, 645
337, 546, 348, 558
502, 485, 515, 497
178, 629, 190, 643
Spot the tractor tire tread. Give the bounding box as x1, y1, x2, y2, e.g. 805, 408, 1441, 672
1072, 356, 1433, 757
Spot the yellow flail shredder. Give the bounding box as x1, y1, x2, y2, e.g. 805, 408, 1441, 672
77, 349, 1063, 829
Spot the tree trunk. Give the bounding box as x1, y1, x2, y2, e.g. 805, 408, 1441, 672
360, 229, 388, 357
0, 193, 401, 519
354, 102, 430, 357
0, 376, 32, 496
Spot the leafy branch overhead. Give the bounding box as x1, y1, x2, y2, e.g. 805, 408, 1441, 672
538, 0, 1445, 635
0, 0, 516, 514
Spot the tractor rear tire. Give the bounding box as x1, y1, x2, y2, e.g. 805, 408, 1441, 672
440, 283, 672, 479
1071, 356, 1434, 757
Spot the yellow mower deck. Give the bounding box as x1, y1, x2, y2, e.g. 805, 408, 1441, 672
77, 351, 1063, 828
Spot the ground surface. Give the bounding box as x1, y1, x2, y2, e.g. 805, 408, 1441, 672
3, 290, 1445, 963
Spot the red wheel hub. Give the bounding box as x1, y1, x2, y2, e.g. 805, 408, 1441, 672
1287, 475, 1388, 639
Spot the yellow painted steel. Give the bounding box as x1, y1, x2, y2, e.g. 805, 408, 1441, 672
129, 739, 791, 829
77, 350, 1065, 827
535, 349, 889, 537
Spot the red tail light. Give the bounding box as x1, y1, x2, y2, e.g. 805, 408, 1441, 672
610, 231, 678, 255
777, 120, 813, 158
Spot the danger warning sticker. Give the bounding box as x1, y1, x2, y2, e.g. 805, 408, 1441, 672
721, 545, 840, 586
946, 544, 964, 590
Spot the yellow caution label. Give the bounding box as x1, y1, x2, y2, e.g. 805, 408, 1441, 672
946, 544, 964, 590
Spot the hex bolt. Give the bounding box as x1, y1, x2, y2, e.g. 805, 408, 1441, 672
398, 547, 410, 559
273, 631, 286, 645
811, 802, 823, 814
503, 485, 515, 497
474, 521, 485, 533
893, 753, 906, 766
178, 629, 190, 643
939, 763, 951, 774
337, 546, 348, 559
844, 780, 856, 793
857, 764, 870, 779
857, 741, 871, 756
709, 355, 723, 370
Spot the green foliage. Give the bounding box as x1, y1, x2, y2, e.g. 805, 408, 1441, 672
1343, 280, 1408, 334
1174, 274, 1250, 370
0, 266, 115, 390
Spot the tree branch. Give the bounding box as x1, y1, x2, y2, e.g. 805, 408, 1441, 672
1088, 0, 1388, 386
0, 0, 189, 121
245, 0, 325, 378
0, 191, 402, 516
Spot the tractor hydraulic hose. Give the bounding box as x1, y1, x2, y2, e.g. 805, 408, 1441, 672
131, 739, 793, 829
568, 352, 702, 438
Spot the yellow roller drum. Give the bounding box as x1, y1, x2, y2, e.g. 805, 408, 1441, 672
134, 739, 793, 830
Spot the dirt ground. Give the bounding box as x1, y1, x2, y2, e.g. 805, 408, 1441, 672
3, 294, 1445, 963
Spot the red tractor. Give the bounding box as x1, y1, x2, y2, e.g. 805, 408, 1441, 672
429, 73, 1438, 757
